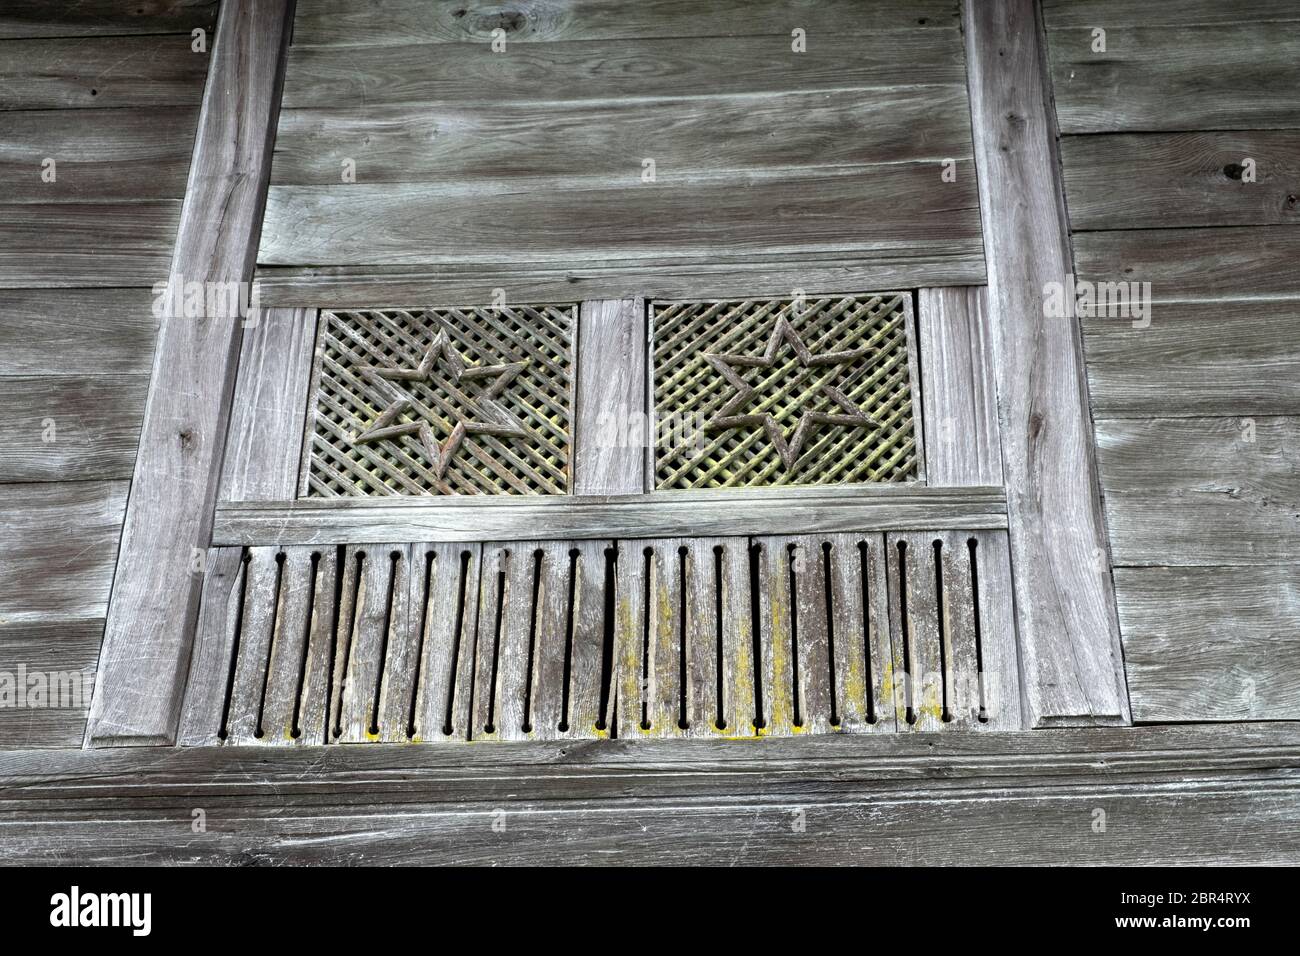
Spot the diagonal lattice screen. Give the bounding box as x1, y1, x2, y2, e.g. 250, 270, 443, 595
304, 306, 574, 496
652, 293, 920, 489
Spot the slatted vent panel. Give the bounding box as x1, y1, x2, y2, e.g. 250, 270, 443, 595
180, 531, 1020, 744
652, 293, 921, 489
303, 305, 575, 497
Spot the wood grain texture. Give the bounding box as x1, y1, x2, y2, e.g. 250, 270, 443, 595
0, 290, 157, 377
177, 549, 245, 746
1, 724, 1298, 865
918, 287, 1003, 486
0, 35, 209, 110
0, 202, 180, 288
573, 298, 645, 496
0, 0, 217, 38
965, 0, 1128, 726
1083, 300, 1300, 416
1044, 0, 1300, 27
212, 486, 1009, 546
219, 308, 318, 501
1116, 566, 1300, 721
291, 0, 962, 46
1047, 24, 1300, 133
1062, 132, 1300, 230
87, 0, 296, 748
0, 620, 100, 748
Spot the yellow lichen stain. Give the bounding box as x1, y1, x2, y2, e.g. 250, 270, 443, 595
842, 659, 867, 718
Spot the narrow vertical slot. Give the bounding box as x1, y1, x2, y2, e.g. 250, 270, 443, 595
787, 543, 802, 729
858, 541, 876, 725
254, 551, 288, 740
712, 544, 726, 731
969, 537, 989, 723
676, 546, 689, 731
290, 551, 322, 740
442, 550, 472, 737
332, 549, 365, 739
521, 548, 543, 734
933, 539, 952, 722
406, 550, 435, 739
484, 553, 507, 735
897, 540, 915, 725
559, 548, 579, 733
368, 550, 401, 737
639, 546, 653, 731
748, 542, 766, 731
217, 550, 251, 741
322, 544, 347, 742
822, 541, 839, 728
596, 544, 616, 733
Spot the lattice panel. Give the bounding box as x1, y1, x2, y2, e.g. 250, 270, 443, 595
303, 306, 575, 496
651, 293, 921, 489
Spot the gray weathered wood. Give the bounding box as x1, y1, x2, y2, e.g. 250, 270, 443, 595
409, 542, 482, 742
86, 0, 296, 747
614, 539, 685, 739
0, 621, 100, 749
1116, 566, 1300, 722
0, 0, 217, 38
177, 548, 245, 746
573, 298, 645, 496
562, 539, 610, 738
219, 308, 318, 500
1044, 0, 1300, 27
335, 545, 411, 742
224, 548, 281, 744
0, 290, 157, 377
885, 532, 943, 732
918, 287, 1003, 486
0, 202, 180, 288
213, 485, 1009, 546
826, 533, 893, 732
966, 531, 1024, 731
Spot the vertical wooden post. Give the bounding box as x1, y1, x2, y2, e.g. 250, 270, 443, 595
86, 0, 296, 746
573, 297, 646, 495
963, 0, 1129, 726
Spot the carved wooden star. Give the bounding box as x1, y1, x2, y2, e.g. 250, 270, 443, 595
703, 315, 882, 470
351, 330, 527, 480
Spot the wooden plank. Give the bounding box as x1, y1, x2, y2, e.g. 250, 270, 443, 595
409, 542, 482, 743
1116, 566, 1300, 722
0, 0, 218, 38
271, 88, 972, 185
334, 545, 410, 742
0, 202, 181, 288
885, 533, 943, 732
0, 481, 127, 626
0, 289, 157, 377
219, 308, 318, 500
471, 543, 544, 741
967, 532, 1024, 731
291, 0, 962, 46
280, 33, 966, 110
224, 547, 281, 744
573, 298, 645, 495
918, 287, 1002, 486
1098, 415, 1300, 567
614, 539, 685, 739
1073, 227, 1300, 303
0, 375, 147, 481
679, 539, 723, 738
1083, 300, 1300, 416
561, 539, 610, 738
0, 108, 199, 202
87, 0, 297, 748
826, 533, 893, 732
1044, 0, 1300, 27
177, 549, 245, 746
0, 35, 210, 110
213, 486, 1010, 546
1047, 24, 1300, 133
964, 0, 1128, 727
0, 620, 100, 748
1062, 132, 1300, 230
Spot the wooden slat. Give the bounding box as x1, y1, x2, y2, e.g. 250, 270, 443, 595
1116, 566, 1300, 721
614, 539, 685, 739
334, 545, 411, 742
0, 290, 157, 377
0, 201, 180, 288
177, 549, 246, 746
409, 542, 482, 742
966, 532, 1023, 731
965, 0, 1128, 727
0, 375, 147, 481
259, 547, 337, 745
1083, 300, 1300, 416
0, 621, 100, 748
0, 0, 218, 38
0, 35, 210, 110
87, 0, 296, 747
573, 298, 645, 496
1073, 227, 1300, 304
918, 287, 1002, 486
224, 548, 281, 744
1047, 24, 1300, 133
213, 486, 1010, 546
885, 532, 942, 732
219, 308, 318, 500
271, 88, 972, 185
1044, 0, 1300, 27
291, 0, 962, 46
1062, 132, 1300, 230
259, 168, 981, 268
561, 539, 610, 738
280, 33, 966, 109
826, 533, 893, 732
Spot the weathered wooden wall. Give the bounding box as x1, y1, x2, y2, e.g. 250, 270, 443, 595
1043, 0, 1300, 721
0, 2, 217, 746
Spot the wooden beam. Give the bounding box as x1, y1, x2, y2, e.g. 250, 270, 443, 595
86, 0, 295, 747
572, 298, 646, 495
963, 0, 1128, 726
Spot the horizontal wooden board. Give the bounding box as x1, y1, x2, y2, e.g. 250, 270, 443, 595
0, 201, 181, 288
0, 0, 217, 38
1082, 299, 1300, 416
259, 167, 981, 268
1116, 566, 1300, 721
292, 0, 961, 46
272, 86, 972, 186
0, 35, 210, 110
1062, 131, 1300, 230
0, 481, 127, 625
1048, 24, 1300, 132
1104, 496, 1300, 568
1072, 227, 1300, 302
0, 108, 200, 202
0, 289, 157, 376
281, 33, 965, 109
0, 620, 100, 748
213, 486, 1009, 546
1044, 0, 1300, 27
0, 375, 147, 481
